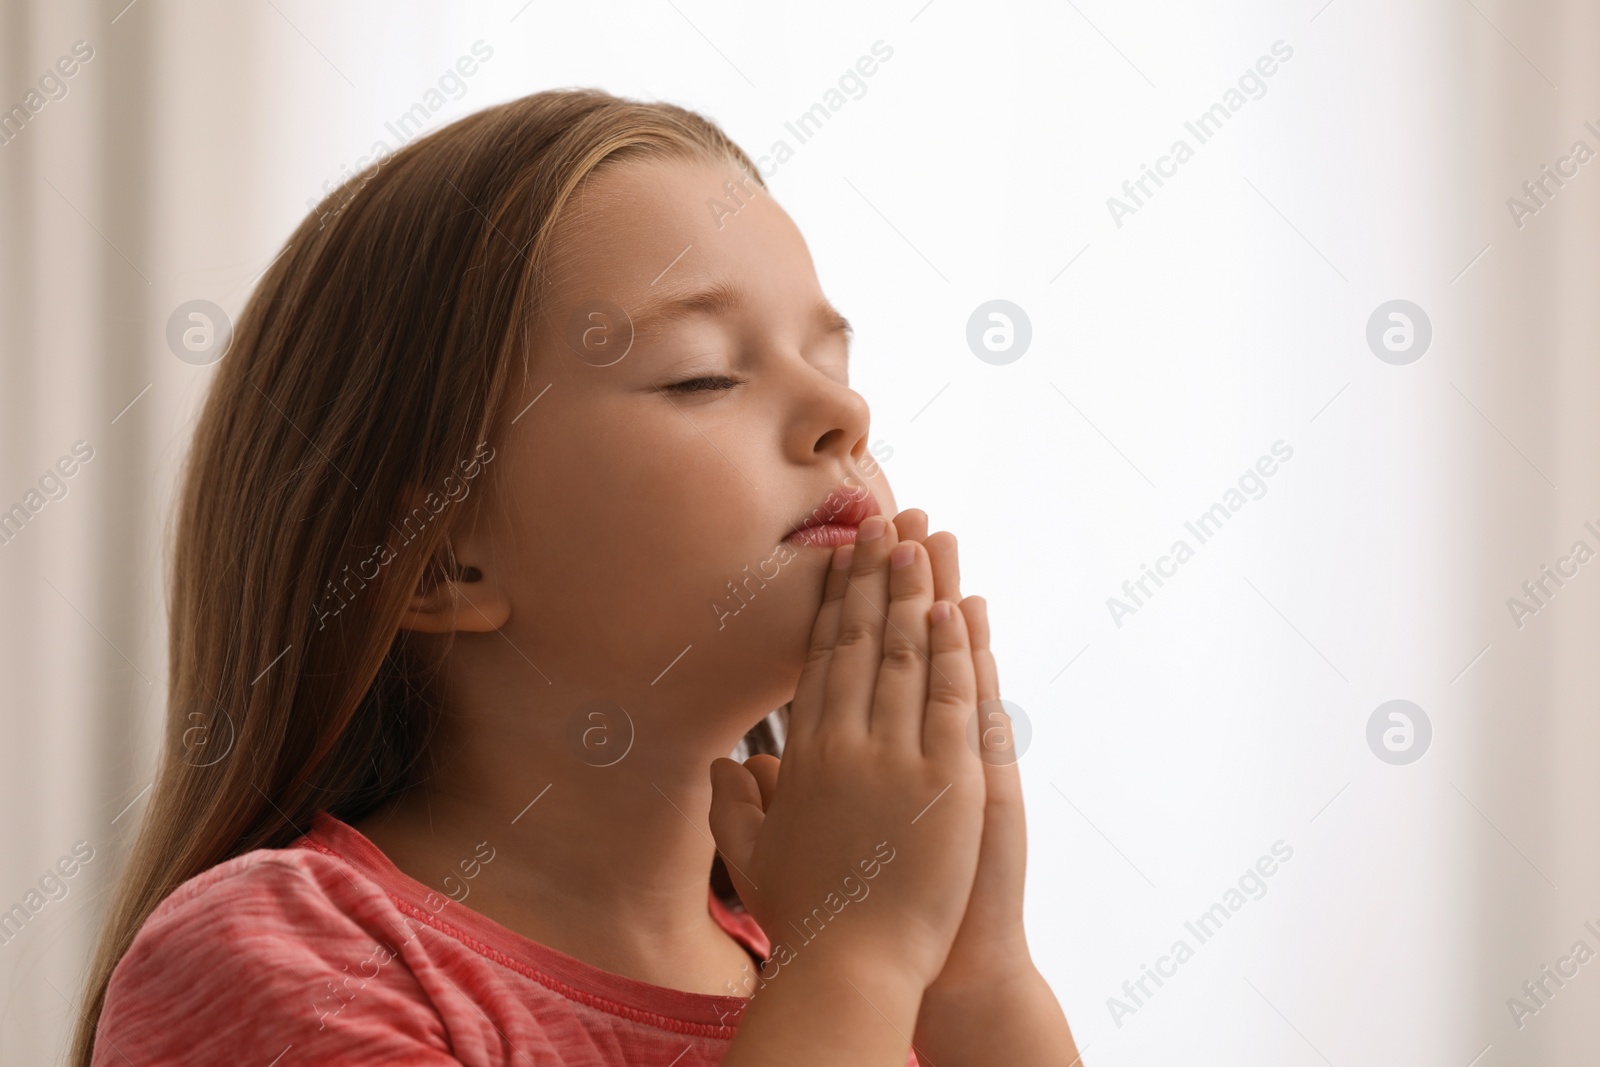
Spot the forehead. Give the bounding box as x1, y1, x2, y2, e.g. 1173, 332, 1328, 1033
538, 155, 817, 315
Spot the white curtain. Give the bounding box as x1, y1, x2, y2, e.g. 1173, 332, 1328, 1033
2, 0, 1596, 1062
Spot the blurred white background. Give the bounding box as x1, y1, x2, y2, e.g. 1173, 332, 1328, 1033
3, 0, 1598, 1063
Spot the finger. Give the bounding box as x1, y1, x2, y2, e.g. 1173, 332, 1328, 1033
806, 544, 853, 655
922, 599, 977, 758
962, 594, 1025, 796
869, 539, 936, 746
787, 542, 855, 746
961, 596, 998, 721
923, 530, 961, 606
707, 758, 765, 900
744, 753, 781, 810
821, 515, 899, 736
892, 508, 928, 545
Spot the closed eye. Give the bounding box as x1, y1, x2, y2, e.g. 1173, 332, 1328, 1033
661, 374, 749, 394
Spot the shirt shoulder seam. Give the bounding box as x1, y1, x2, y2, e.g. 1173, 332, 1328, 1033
148, 845, 347, 924
297, 836, 745, 1039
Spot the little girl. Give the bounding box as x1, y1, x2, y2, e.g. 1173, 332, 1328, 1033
74, 88, 1077, 1066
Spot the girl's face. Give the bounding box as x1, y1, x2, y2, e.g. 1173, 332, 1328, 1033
458, 155, 896, 747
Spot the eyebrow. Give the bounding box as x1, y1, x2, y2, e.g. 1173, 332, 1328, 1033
628, 280, 853, 341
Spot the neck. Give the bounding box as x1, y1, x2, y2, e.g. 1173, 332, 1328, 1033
352, 665, 772, 990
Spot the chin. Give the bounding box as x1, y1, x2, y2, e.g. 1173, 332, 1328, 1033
707, 591, 814, 683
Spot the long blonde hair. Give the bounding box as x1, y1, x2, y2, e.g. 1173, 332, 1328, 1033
73, 88, 780, 1065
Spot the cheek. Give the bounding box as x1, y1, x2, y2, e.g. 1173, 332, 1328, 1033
491, 392, 842, 704
497, 430, 753, 652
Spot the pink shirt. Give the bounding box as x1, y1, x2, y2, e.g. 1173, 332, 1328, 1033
94, 810, 920, 1065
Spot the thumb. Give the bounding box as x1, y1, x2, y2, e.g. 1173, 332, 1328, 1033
744, 753, 781, 811
708, 757, 765, 900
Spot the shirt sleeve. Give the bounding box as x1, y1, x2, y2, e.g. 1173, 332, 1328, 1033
93, 852, 464, 1066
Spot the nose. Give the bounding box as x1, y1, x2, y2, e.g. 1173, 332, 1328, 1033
785, 364, 872, 467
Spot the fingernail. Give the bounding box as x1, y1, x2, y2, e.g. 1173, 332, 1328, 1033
858, 516, 887, 542
931, 601, 952, 623
890, 542, 916, 569
832, 544, 855, 569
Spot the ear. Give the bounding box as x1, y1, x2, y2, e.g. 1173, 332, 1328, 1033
397, 552, 509, 634
394, 487, 510, 635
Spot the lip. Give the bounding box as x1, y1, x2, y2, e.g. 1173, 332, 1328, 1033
783, 481, 882, 546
